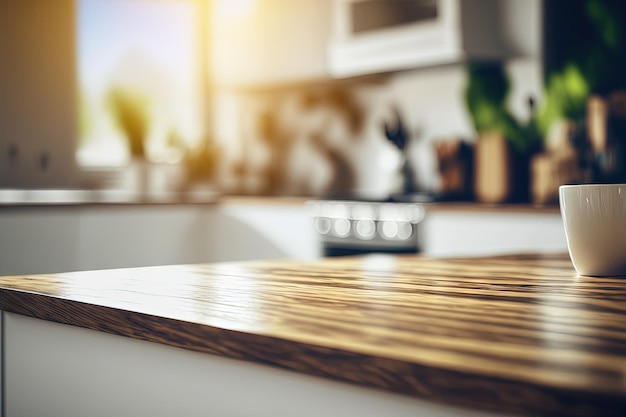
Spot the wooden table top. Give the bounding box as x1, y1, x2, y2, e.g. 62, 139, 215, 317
1, 253, 624, 416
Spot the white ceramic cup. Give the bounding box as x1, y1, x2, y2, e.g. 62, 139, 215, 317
559, 184, 626, 276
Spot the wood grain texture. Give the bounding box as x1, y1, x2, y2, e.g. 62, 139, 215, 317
1, 253, 625, 416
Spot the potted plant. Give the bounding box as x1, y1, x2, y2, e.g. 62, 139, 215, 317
107, 87, 150, 193
464, 62, 541, 203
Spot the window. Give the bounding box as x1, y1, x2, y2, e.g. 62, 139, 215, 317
77, 0, 206, 167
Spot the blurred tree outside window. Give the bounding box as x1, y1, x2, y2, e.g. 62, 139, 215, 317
77, 0, 205, 167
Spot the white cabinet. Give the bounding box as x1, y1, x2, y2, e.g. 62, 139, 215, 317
0, 200, 564, 276
211, 0, 332, 88
76, 206, 216, 271
0, 200, 320, 276
421, 208, 567, 257
328, 0, 540, 78
0, 207, 80, 275
0, 206, 217, 275
329, 0, 502, 77
206, 199, 320, 261
3, 312, 503, 417
76, 202, 320, 270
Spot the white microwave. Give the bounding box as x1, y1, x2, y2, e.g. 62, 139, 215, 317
328, 0, 510, 78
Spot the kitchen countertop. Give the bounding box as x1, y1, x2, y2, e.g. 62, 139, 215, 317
0, 253, 624, 416
0, 188, 220, 206
189, 196, 561, 213
0, 189, 561, 213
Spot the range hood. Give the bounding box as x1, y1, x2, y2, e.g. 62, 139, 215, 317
328, 0, 513, 78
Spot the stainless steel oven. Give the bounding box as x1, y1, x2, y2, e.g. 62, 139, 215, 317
309, 200, 425, 256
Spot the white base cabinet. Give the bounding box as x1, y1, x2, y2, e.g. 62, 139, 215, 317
421, 209, 567, 257
0, 201, 567, 277
2, 311, 505, 417
0, 202, 320, 276
0, 207, 81, 275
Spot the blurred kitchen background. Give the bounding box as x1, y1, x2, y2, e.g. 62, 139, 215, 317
3, 0, 626, 200
1, 0, 625, 274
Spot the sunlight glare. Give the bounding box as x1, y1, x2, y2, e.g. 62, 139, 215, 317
215, 0, 257, 20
